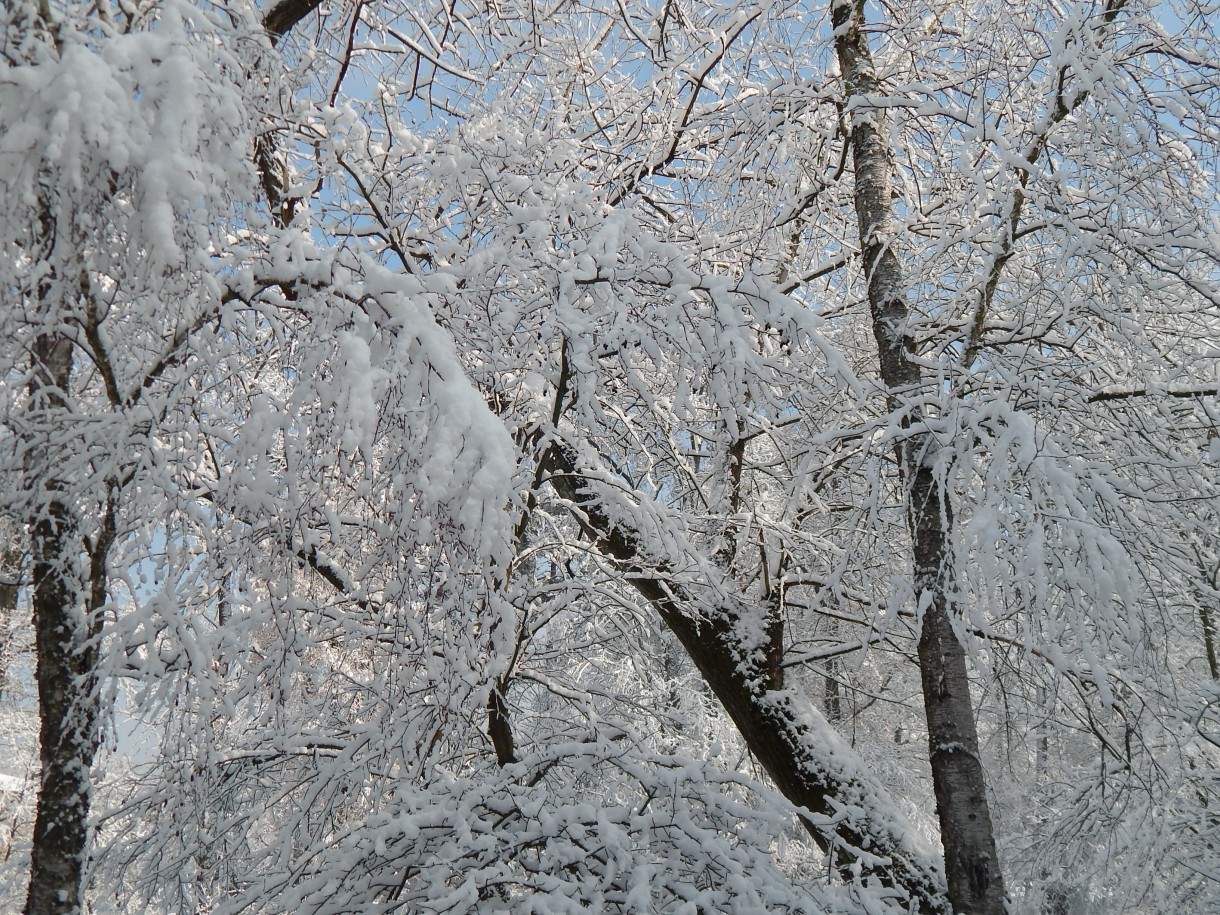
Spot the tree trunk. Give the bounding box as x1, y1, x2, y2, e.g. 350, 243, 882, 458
0, 541, 23, 702
548, 443, 949, 915
23, 335, 106, 915
831, 1, 1007, 912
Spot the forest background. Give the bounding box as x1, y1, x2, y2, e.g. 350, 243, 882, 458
1, 0, 1218, 913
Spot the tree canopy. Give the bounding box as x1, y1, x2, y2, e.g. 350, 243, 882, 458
1, 0, 1219, 913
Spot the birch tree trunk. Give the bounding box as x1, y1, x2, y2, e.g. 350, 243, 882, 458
831, 1, 1007, 912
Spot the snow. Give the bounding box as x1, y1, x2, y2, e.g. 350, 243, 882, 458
4, 0, 1220, 913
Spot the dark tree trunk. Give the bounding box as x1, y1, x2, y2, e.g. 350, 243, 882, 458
831, 1, 1008, 913
487, 680, 517, 766
23, 335, 106, 915
909, 462, 1006, 914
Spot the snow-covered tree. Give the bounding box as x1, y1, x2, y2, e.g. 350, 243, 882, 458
2, 0, 1219, 913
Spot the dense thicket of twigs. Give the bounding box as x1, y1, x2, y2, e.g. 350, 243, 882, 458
1, 0, 1218, 913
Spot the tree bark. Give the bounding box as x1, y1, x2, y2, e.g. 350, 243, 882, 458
261, 0, 325, 44
831, 1, 1007, 912
487, 679, 517, 766
23, 336, 104, 915
0, 541, 23, 702
547, 443, 949, 915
